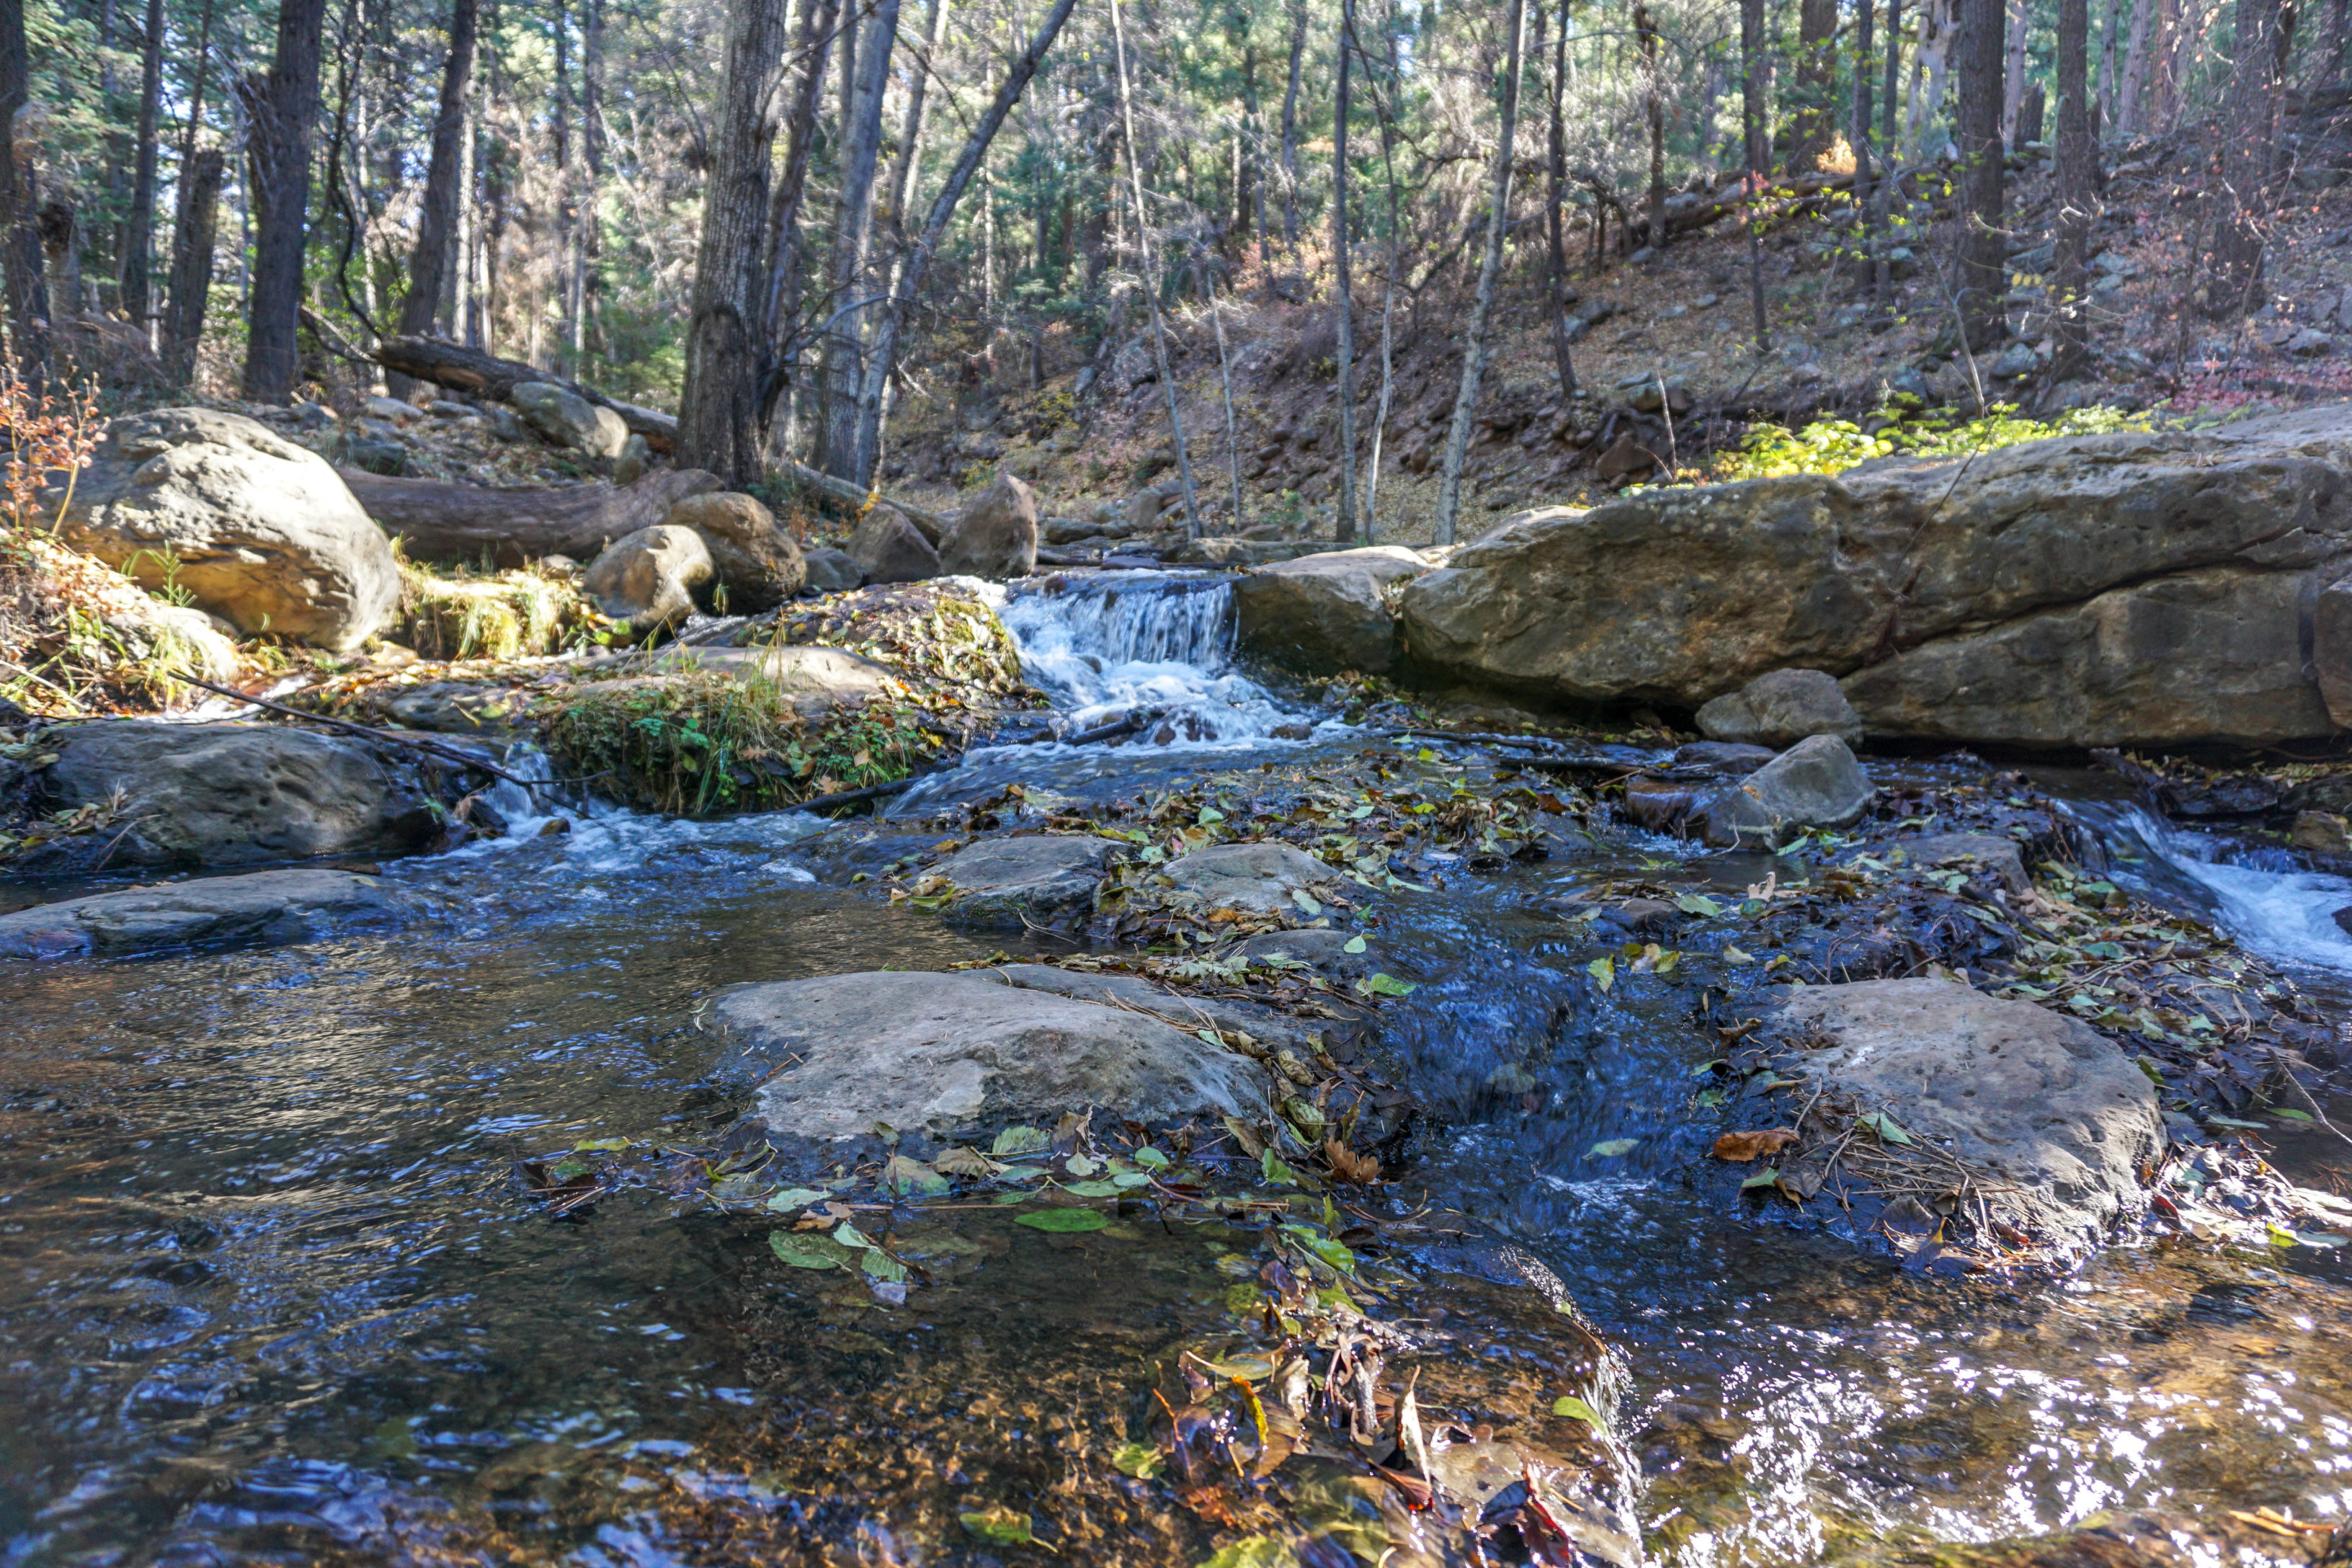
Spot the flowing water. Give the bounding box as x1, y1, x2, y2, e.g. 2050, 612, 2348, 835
6, 575, 2352, 1567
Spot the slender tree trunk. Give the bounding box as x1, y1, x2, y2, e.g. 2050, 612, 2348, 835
392, 0, 481, 388
2206, 0, 2282, 313
2330, 0, 2348, 77
816, 0, 901, 479
551, 0, 572, 371
1854, 0, 1878, 285
2098, 0, 2122, 123
1238, 44, 1260, 243
759, 0, 842, 445
161, 149, 223, 386
850, 0, 1080, 483
1203, 263, 1244, 527
572, 0, 603, 367
887, 0, 949, 239
120, 0, 165, 337
2053, 0, 2093, 377
1793, 0, 1840, 166
447, 97, 476, 335
1279, 0, 1306, 247
1433, 0, 1525, 546
241, 0, 329, 402
1879, 0, 1903, 300
1361, 0, 1401, 540
1544, 0, 1578, 397
1636, 0, 1667, 244
1742, 0, 1770, 347
1955, 0, 2008, 350
1333, 0, 1357, 542
1111, 0, 1201, 536
674, 0, 791, 485
2003, 0, 2029, 145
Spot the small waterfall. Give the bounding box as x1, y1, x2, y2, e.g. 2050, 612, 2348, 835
2067, 798, 2352, 976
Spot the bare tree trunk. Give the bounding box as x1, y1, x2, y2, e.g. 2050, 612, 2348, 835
1279, 0, 1306, 247
1545, 0, 1578, 398
1433, 0, 1525, 547
1878, 0, 1902, 298
1333, 0, 1357, 543
571, 0, 603, 367
887, 0, 950, 240
1742, 0, 1770, 347
1237, 44, 1261, 244
551, 0, 571, 370
447, 96, 476, 337
120, 0, 165, 338
2098, 0, 2122, 123
391, 0, 480, 395
342, 466, 720, 562
1361, 0, 1402, 540
2003, 0, 2029, 145
1111, 0, 1201, 537
1636, 0, 1667, 244
1854, 0, 1878, 287
240, 0, 329, 402
2053, 0, 2094, 378
759, 0, 842, 448
1792, 0, 1839, 166
674, 0, 791, 485
161, 149, 224, 387
1203, 262, 1244, 529
1955, 0, 2008, 350
2206, 0, 2282, 313
816, 0, 901, 479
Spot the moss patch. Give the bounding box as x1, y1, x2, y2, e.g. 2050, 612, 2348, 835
394, 552, 602, 663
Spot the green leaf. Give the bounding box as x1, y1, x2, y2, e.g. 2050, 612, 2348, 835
571, 1136, 631, 1152
1197, 1536, 1301, 1568
2206, 1115, 2267, 1130
769, 1230, 855, 1270
2272, 1107, 2317, 1122
1675, 894, 1724, 917
1280, 1224, 1356, 1273
1741, 1167, 1782, 1189
1111, 1170, 1154, 1189
861, 1249, 910, 1283
1342, 934, 1368, 954
765, 1186, 831, 1212
1016, 1208, 1110, 1232
1587, 1138, 1639, 1157
1722, 945, 1754, 964
1198, 806, 1226, 824
881, 1154, 950, 1196
2135, 1057, 2168, 1085
1261, 1148, 1299, 1186
992, 1125, 1051, 1157
1131, 1145, 1172, 1170
1358, 971, 1416, 997
1110, 1440, 1167, 1479
1588, 956, 1615, 993
1065, 1154, 1101, 1177
1551, 1395, 1604, 1425
1292, 889, 1323, 916
960, 1505, 1036, 1545
1862, 1111, 1915, 1146
1063, 1180, 1122, 1198
832, 1221, 878, 1250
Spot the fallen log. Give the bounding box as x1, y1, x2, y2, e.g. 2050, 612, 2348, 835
785, 459, 957, 545
340, 466, 722, 564
373, 335, 680, 453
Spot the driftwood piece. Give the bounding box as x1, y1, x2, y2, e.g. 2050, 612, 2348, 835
373, 335, 680, 452
340, 466, 723, 564
785, 460, 957, 545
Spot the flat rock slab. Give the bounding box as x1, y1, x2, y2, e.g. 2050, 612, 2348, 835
981, 962, 1328, 1054
1162, 841, 1346, 915
929, 835, 1123, 929
708, 971, 1268, 1144
637, 643, 899, 708
0, 870, 427, 958
1902, 832, 2031, 894
1764, 976, 2164, 1244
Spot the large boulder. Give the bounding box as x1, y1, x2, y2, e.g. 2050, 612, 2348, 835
1690, 734, 1874, 848
803, 545, 863, 594
581, 525, 713, 633
925, 835, 1124, 930
1761, 977, 2165, 1244
847, 505, 943, 585
659, 491, 806, 611
29, 722, 445, 866
0, 870, 429, 958
707, 970, 1268, 1144
512, 381, 630, 458
1234, 545, 1427, 674
1396, 406, 2352, 747
54, 407, 399, 651
1696, 667, 1863, 747
938, 471, 1039, 580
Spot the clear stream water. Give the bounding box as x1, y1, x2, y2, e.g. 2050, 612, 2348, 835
6, 576, 2352, 1567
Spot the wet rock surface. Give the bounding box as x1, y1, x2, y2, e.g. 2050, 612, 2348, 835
1233, 544, 1428, 674
922, 834, 1123, 929
0, 869, 429, 958
1690, 734, 1874, 847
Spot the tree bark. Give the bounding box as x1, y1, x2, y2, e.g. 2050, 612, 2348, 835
1636, 0, 1667, 245
342, 466, 721, 564
1111, 0, 1202, 537
1854, 0, 1878, 291
0, 0, 49, 394
1334, 0, 1357, 543
2003, 0, 2030, 145
570, 0, 604, 367
391, 0, 481, 395
2053, 0, 2094, 378
1879, 0, 1903, 300
1279, 0, 1306, 247
1792, 0, 1840, 167
1433, 0, 1525, 546
241, 0, 329, 403
887, 0, 950, 241
120, 0, 165, 336
2206, 0, 2281, 313
1361, 0, 1402, 539
377, 334, 676, 446
1955, 0, 2008, 350
161, 148, 224, 387
816, 0, 901, 479
1544, 0, 1578, 398
758, 0, 842, 443
1238, 43, 1262, 243
1742, 0, 1770, 347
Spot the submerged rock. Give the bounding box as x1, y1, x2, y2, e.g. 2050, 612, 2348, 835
54, 406, 400, 651
1761, 977, 2165, 1244
1696, 667, 1863, 747
1162, 840, 1348, 914
924, 834, 1123, 929
1690, 734, 1874, 847
708, 970, 1267, 1143
1903, 831, 2031, 894
1233, 545, 1429, 674
0, 870, 429, 958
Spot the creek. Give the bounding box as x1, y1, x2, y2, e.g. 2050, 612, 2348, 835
4, 574, 2352, 1567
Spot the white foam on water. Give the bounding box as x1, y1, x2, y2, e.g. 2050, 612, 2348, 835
2086, 802, 2352, 976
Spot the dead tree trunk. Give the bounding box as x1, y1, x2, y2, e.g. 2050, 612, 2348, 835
375, 334, 677, 447
1434, 0, 1525, 546
342, 466, 721, 564
1955, 0, 2008, 349
391, 0, 481, 397
161, 148, 224, 386
241, 0, 328, 403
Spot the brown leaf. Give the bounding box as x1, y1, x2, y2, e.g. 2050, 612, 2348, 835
1324, 1138, 1383, 1184
1711, 1128, 1800, 1162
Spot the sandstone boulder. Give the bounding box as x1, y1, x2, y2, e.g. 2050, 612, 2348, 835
708, 970, 1267, 1144
1233, 545, 1427, 674
512, 381, 629, 458
581, 525, 713, 633
0, 870, 429, 958
925, 835, 1123, 930
660, 491, 805, 611
30, 722, 445, 866
1696, 667, 1863, 747
1761, 977, 2165, 1244
938, 471, 1039, 580
1690, 734, 1874, 848
848, 505, 942, 585
55, 407, 399, 651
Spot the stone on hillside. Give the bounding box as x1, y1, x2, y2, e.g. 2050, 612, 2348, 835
939, 471, 1039, 580
1126, 488, 1173, 533
0, 870, 429, 959
613, 434, 652, 486
1988, 342, 2039, 380
1163, 840, 1345, 915
30, 722, 445, 867
803, 545, 864, 594
1234, 545, 1427, 674
581, 524, 712, 633
364, 395, 422, 424
847, 505, 942, 585
708, 970, 1266, 1144
1396, 406, 2352, 747
1902, 831, 2030, 894
924, 835, 1123, 929
55, 407, 399, 651
512, 381, 629, 458
1690, 734, 1874, 849
1696, 667, 1863, 747
661, 491, 805, 611
1762, 977, 2164, 1244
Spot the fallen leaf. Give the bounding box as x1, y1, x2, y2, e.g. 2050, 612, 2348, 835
992, 1125, 1051, 1157
1324, 1138, 1382, 1183
1587, 1138, 1639, 1157
764, 1186, 831, 1212
933, 1146, 996, 1177
1588, 956, 1615, 992
959, 1504, 1035, 1545
1741, 1166, 1783, 1189
1711, 1128, 1799, 1162
769, 1230, 856, 1270
881, 1154, 950, 1196
1110, 1440, 1167, 1479
1015, 1208, 1109, 1232
1342, 934, 1368, 953
1551, 1394, 1603, 1425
